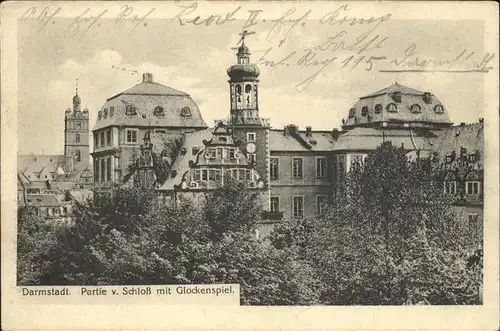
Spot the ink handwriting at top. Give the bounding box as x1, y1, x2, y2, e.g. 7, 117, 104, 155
65, 8, 107, 39
115, 5, 156, 32
320, 4, 392, 36
20, 6, 62, 32
173, 2, 240, 27
266, 8, 311, 42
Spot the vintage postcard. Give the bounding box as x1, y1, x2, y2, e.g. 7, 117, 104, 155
1, 1, 499, 330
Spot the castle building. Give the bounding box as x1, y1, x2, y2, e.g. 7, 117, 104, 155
90, 33, 483, 236
91, 72, 207, 187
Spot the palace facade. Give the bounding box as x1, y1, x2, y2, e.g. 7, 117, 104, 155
90, 37, 484, 236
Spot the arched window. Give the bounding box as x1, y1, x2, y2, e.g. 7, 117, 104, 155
76, 133, 80, 143
361, 106, 368, 116
348, 108, 355, 118
154, 106, 165, 116
411, 104, 421, 113
374, 104, 383, 114
387, 103, 397, 112
75, 150, 81, 162
125, 104, 137, 115
180, 106, 192, 117
434, 104, 444, 114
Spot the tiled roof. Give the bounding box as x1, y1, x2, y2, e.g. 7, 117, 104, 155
25, 194, 61, 207
18, 154, 66, 173
108, 81, 189, 99
157, 129, 213, 191
432, 122, 484, 165
269, 129, 337, 152
93, 76, 207, 131
343, 83, 452, 128
332, 127, 439, 152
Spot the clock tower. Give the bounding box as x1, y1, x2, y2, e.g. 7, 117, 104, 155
64, 85, 90, 172
226, 31, 270, 189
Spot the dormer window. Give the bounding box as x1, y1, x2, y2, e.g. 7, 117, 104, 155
180, 148, 187, 156
423, 92, 432, 104
410, 104, 421, 113
218, 136, 227, 143
126, 104, 137, 115
434, 105, 444, 114
110, 107, 115, 117
154, 106, 165, 116
180, 106, 192, 117
103, 108, 108, 118
374, 104, 382, 114
192, 146, 200, 155
392, 91, 402, 103
387, 103, 397, 113
98, 111, 102, 120
348, 108, 355, 118
361, 106, 368, 116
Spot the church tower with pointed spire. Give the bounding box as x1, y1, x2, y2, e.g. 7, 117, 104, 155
64, 81, 90, 172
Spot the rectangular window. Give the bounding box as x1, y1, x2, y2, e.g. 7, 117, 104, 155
466, 181, 480, 195
100, 132, 105, 147
293, 196, 304, 218
316, 157, 327, 179
94, 159, 100, 183
222, 148, 228, 159
248, 153, 256, 164
316, 195, 328, 214
107, 157, 112, 181
201, 169, 208, 181
100, 158, 105, 183
217, 148, 223, 159
106, 130, 112, 146
215, 169, 221, 181
270, 197, 280, 212
247, 132, 256, 142
468, 213, 478, 223
94, 133, 98, 147
292, 158, 303, 179
210, 148, 217, 159
194, 169, 201, 181
444, 181, 457, 194
270, 158, 279, 180
231, 169, 238, 179
208, 169, 216, 181
126, 129, 138, 144
245, 169, 252, 181
229, 148, 235, 159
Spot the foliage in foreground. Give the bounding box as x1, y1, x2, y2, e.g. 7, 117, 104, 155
18, 143, 482, 305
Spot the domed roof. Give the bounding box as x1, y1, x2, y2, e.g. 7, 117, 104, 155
238, 44, 250, 54
73, 94, 81, 104
227, 64, 260, 81
342, 83, 452, 129
93, 73, 207, 131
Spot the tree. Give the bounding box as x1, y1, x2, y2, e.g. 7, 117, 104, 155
17, 207, 62, 285
271, 142, 482, 305
31, 182, 319, 305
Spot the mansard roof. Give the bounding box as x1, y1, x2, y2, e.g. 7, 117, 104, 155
332, 127, 439, 152
269, 127, 337, 152
343, 83, 452, 129
93, 74, 207, 131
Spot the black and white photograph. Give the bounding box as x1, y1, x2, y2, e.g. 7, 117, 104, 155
2, 1, 499, 330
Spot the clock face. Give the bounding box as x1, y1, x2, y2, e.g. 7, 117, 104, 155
246, 142, 256, 153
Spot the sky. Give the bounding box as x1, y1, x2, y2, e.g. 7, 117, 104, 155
17, 2, 490, 155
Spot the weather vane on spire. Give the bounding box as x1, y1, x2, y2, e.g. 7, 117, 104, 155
76, 78, 79, 95
232, 29, 255, 49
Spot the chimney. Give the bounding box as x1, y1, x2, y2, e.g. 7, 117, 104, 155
460, 122, 466, 127
423, 92, 432, 104
283, 126, 289, 136
479, 118, 484, 123
393, 91, 402, 103
305, 126, 312, 137
142, 73, 153, 83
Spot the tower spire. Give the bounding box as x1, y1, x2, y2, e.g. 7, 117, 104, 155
72, 78, 81, 112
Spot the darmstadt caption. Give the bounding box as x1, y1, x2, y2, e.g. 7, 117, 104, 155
12, 1, 496, 309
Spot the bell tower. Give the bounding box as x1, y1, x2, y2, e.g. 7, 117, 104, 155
226, 30, 270, 191
64, 80, 90, 172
